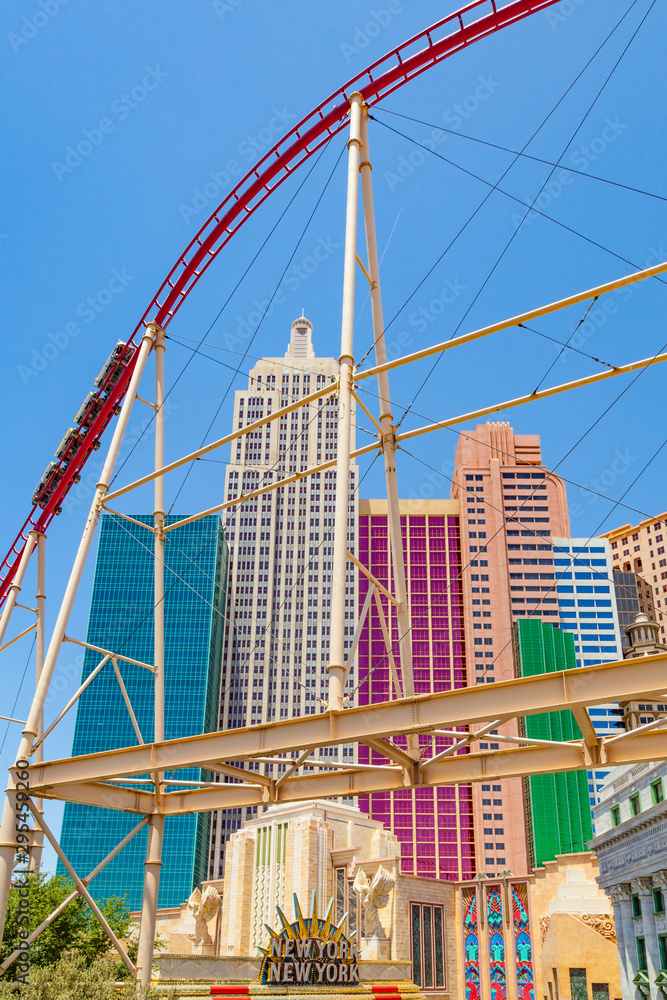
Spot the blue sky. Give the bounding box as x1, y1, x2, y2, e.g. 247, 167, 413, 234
1, 0, 665, 872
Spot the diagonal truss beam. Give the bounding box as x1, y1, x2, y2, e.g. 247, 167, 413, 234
24, 653, 667, 791
102, 381, 338, 505
393, 350, 667, 443
31, 727, 667, 815
355, 259, 667, 383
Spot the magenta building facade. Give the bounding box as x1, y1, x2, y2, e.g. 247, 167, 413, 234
357, 498, 475, 881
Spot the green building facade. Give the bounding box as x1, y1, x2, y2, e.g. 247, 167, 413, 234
57, 513, 227, 909
514, 618, 593, 868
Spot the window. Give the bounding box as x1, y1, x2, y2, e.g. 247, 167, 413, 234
632, 894, 642, 918
569, 968, 588, 1000
637, 936, 648, 971
652, 778, 665, 804
335, 868, 357, 935
411, 903, 445, 991
630, 792, 641, 816
654, 888, 665, 914
659, 934, 667, 972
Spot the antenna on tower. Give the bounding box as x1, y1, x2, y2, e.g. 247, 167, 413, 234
301, 308, 305, 317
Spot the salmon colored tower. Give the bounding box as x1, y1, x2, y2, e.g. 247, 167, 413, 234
452, 422, 570, 874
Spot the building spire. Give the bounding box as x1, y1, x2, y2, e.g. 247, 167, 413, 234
285, 315, 315, 359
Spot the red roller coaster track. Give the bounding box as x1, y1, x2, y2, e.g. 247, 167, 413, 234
0, 0, 562, 607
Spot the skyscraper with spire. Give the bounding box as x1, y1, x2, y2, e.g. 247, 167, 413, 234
208, 317, 358, 878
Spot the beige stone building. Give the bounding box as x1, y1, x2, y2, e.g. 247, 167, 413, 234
602, 513, 667, 638
145, 803, 621, 1000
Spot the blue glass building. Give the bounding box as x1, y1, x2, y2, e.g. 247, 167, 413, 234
552, 536, 624, 806
57, 513, 227, 909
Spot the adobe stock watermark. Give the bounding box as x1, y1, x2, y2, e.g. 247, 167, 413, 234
339, 2, 403, 63
558, 245, 666, 365
179, 107, 296, 224
544, 0, 588, 30
8, 0, 87, 55
17, 266, 135, 385
570, 448, 638, 520
510, 117, 627, 229
384, 75, 501, 191
51, 65, 168, 181
382, 275, 467, 360
404, 456, 456, 507
212, 0, 245, 20
220, 235, 340, 350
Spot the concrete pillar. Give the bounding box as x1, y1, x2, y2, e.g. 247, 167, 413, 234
608, 884, 634, 999
632, 877, 660, 995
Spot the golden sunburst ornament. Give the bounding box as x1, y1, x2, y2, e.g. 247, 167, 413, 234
259, 891, 360, 986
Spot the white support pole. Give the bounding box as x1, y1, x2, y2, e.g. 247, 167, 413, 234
153, 326, 166, 749
30, 535, 46, 870
0, 816, 149, 974
0, 328, 154, 945
136, 324, 166, 984
359, 107, 415, 705
136, 814, 164, 986
0, 532, 38, 649
27, 802, 136, 975
328, 92, 363, 713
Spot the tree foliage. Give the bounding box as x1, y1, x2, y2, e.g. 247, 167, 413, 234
0, 871, 132, 979
0, 950, 176, 999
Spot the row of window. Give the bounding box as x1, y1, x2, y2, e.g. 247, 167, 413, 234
610, 778, 665, 826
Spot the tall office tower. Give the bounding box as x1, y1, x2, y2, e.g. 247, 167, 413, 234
209, 317, 358, 878
613, 569, 655, 651
58, 513, 227, 909
603, 512, 667, 637
552, 537, 624, 804
451, 422, 570, 875
357, 498, 475, 881
514, 620, 593, 867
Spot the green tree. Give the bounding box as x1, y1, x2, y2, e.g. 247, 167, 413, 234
0, 950, 176, 1000
0, 871, 133, 979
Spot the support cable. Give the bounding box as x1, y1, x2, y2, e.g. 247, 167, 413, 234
378, 0, 659, 428
355, 0, 655, 374
166, 143, 346, 515
374, 107, 667, 205
110, 138, 339, 487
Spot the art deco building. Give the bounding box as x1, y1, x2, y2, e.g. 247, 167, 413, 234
451, 422, 570, 874
209, 317, 358, 877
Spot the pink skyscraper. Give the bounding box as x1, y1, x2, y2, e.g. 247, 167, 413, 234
452, 422, 570, 874
357, 498, 475, 881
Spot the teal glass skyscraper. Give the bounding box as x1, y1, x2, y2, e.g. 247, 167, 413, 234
57, 512, 227, 909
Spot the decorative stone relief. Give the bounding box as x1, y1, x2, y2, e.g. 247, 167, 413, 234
576, 913, 616, 943
353, 866, 395, 938
539, 916, 550, 943
187, 886, 221, 947
653, 871, 667, 890
607, 883, 633, 904
631, 876, 655, 895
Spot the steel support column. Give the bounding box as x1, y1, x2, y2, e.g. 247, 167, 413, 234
359, 106, 414, 707
136, 325, 166, 983
328, 92, 363, 712
30, 534, 46, 870
136, 815, 164, 986
0, 328, 154, 945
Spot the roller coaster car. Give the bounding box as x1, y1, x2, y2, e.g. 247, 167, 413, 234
74, 391, 103, 431
95, 340, 135, 393
54, 427, 81, 464
31, 462, 64, 509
